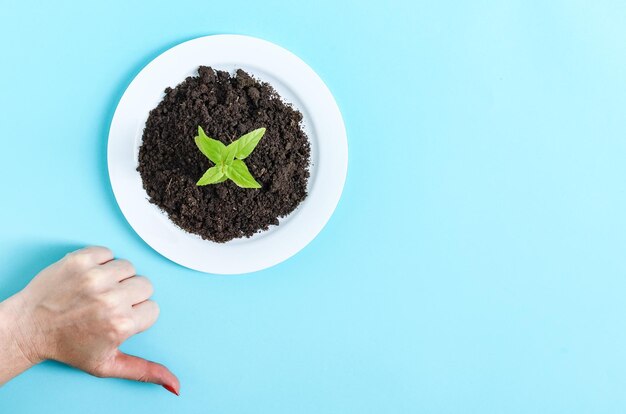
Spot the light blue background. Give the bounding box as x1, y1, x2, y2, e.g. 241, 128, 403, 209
1, 0, 626, 412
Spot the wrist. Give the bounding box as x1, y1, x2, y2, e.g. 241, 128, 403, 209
1, 292, 45, 366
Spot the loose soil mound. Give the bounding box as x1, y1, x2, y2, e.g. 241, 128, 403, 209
138, 66, 311, 243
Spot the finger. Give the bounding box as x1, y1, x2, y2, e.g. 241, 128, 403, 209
104, 351, 180, 395
130, 300, 159, 333
100, 259, 136, 282
69, 246, 114, 266
118, 276, 153, 305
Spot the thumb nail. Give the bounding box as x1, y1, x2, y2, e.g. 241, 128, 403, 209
163, 384, 179, 396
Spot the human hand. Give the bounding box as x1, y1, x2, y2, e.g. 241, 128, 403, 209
0, 246, 179, 395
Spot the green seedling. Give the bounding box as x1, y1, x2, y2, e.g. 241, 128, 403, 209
194, 126, 265, 188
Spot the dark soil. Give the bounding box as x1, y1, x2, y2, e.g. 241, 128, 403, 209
137, 66, 311, 243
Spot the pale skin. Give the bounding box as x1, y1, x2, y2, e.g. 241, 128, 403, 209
0, 246, 179, 395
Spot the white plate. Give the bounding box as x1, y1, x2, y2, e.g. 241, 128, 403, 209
107, 35, 348, 274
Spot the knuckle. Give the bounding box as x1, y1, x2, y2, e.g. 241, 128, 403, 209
85, 246, 113, 259
151, 301, 160, 318
97, 293, 118, 310
138, 276, 154, 297
104, 328, 120, 343
96, 245, 113, 256
66, 246, 113, 269
137, 360, 153, 382
82, 269, 102, 291
65, 252, 91, 268
111, 316, 134, 337
119, 259, 136, 275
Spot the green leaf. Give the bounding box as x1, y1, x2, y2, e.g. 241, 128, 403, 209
225, 160, 261, 189
233, 128, 266, 159
195, 126, 225, 164
196, 166, 225, 186
222, 141, 239, 165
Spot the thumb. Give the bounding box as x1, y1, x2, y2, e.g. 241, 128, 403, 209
102, 351, 180, 395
